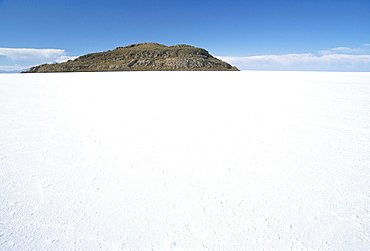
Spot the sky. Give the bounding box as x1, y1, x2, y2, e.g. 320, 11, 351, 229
1, 0, 370, 72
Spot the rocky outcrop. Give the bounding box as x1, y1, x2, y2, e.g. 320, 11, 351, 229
22, 43, 239, 72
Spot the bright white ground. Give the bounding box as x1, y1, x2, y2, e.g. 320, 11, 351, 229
0, 71, 369, 250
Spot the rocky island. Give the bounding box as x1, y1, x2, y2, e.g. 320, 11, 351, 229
22, 43, 239, 72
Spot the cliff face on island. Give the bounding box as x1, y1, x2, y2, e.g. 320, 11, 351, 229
23, 43, 239, 72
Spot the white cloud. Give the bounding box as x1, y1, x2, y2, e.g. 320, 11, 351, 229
0, 48, 62, 61
0, 48, 76, 72
0, 48, 76, 63
319, 47, 366, 55
218, 46, 370, 72
0, 64, 28, 72
53, 55, 78, 63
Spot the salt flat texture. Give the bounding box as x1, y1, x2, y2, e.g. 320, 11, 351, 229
0, 71, 369, 250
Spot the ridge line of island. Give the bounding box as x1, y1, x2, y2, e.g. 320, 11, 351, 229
22, 43, 239, 73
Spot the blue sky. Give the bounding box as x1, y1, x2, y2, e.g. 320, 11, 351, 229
1, 0, 370, 71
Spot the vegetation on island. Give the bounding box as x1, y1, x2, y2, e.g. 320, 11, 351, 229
22, 43, 239, 73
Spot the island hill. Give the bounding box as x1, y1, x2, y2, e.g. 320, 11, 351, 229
23, 43, 239, 73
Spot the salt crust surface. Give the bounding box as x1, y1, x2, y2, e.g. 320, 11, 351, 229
0, 71, 369, 250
